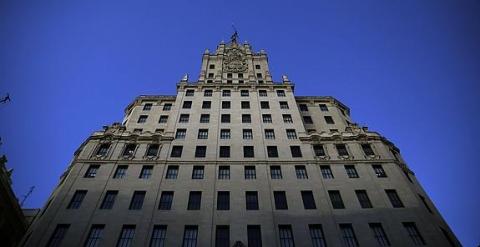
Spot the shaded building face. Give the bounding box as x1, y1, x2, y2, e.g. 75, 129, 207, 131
23, 36, 460, 247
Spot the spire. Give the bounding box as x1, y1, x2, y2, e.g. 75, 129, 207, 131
230, 25, 239, 44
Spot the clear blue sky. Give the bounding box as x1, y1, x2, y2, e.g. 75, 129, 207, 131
1, 0, 479, 245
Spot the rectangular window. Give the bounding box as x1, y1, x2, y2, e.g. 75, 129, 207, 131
183, 101, 192, 109
122, 144, 136, 156
267, 146, 279, 158
256, 73, 262, 78
260, 101, 270, 109
185, 90, 195, 96
197, 129, 209, 139
220, 129, 231, 139
369, 223, 391, 246
336, 144, 349, 156
84, 165, 99, 178
259, 90, 267, 97
244, 146, 254, 157
165, 165, 178, 179
286, 129, 297, 139
265, 129, 275, 139
242, 114, 251, 123
240, 90, 249, 96
270, 166, 282, 179
215, 225, 230, 247
243, 129, 253, 139
218, 166, 230, 179
158, 191, 174, 210
246, 191, 259, 210
290, 146, 302, 157
373, 165, 387, 177
150, 225, 167, 247
195, 146, 206, 158
278, 225, 295, 247
67, 190, 87, 209
219, 146, 230, 158
227, 73, 232, 78
170, 146, 183, 157
129, 191, 146, 210
355, 190, 373, 208
283, 114, 293, 123
302, 191, 317, 209
299, 104, 308, 111
276, 90, 286, 97
345, 165, 359, 178
192, 166, 204, 179
403, 222, 426, 245
221, 114, 230, 123
328, 190, 345, 209
200, 114, 210, 123
320, 165, 334, 179
247, 225, 262, 247
89, 146, 104, 159
262, 114, 272, 123
146, 144, 159, 157
222, 90, 231, 97
222, 101, 231, 109
303, 116, 313, 124
84, 225, 104, 247
245, 166, 256, 179
204, 90, 213, 97
159, 115, 168, 123
182, 226, 198, 247
100, 190, 118, 209
143, 103, 153, 111
139, 165, 153, 179
175, 129, 187, 139
179, 114, 189, 123
386, 189, 404, 208
274, 191, 288, 210
241, 101, 250, 109
309, 225, 327, 247
295, 165, 308, 179
202, 101, 211, 109
163, 104, 172, 111
114, 165, 128, 179
340, 224, 359, 247
313, 145, 326, 156
279, 101, 289, 109
187, 191, 202, 210
116, 225, 135, 247
324, 116, 335, 124
217, 191, 230, 210
238, 73, 244, 78
138, 115, 148, 123
47, 224, 70, 247
362, 143, 375, 156
319, 104, 328, 111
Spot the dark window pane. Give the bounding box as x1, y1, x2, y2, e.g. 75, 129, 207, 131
129, 191, 146, 210
171, 146, 183, 157
403, 222, 426, 246
85, 165, 99, 178
158, 191, 174, 210
188, 191, 202, 210
46, 224, 70, 247
150, 225, 167, 247
247, 225, 262, 247
215, 225, 230, 247
355, 190, 372, 208
218, 166, 230, 179
166, 166, 178, 179
295, 166, 308, 179
340, 224, 359, 247
116, 225, 135, 247
139, 166, 153, 179
278, 225, 295, 247
386, 190, 404, 208
302, 191, 316, 209
309, 225, 327, 247
182, 226, 198, 247
244, 146, 254, 157
192, 166, 204, 179
328, 190, 345, 209
100, 191, 118, 209
84, 225, 104, 247
114, 165, 128, 179
246, 191, 259, 210
369, 223, 391, 246
217, 191, 230, 210
270, 166, 282, 179
336, 144, 349, 156
320, 166, 334, 179
245, 166, 256, 179
274, 191, 288, 210
345, 165, 359, 178
67, 190, 87, 209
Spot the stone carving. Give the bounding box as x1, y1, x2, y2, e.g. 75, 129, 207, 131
224, 48, 247, 72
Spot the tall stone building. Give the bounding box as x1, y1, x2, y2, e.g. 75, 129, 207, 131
23, 35, 460, 247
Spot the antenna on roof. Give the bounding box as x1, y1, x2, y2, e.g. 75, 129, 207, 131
230, 24, 239, 44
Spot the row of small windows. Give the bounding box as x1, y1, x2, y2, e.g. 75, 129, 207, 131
141, 113, 335, 126
174, 128, 298, 140
67, 187, 406, 212
169, 145, 304, 158
84, 164, 389, 182
208, 64, 262, 70
47, 221, 431, 247
93, 142, 377, 160
141, 100, 330, 113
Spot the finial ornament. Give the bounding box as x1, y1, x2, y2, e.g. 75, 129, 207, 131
282, 75, 289, 82
181, 74, 189, 82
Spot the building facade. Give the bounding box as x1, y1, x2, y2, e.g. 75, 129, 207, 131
0, 155, 28, 247
23, 36, 460, 247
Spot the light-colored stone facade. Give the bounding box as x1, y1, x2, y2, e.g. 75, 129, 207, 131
23, 38, 460, 247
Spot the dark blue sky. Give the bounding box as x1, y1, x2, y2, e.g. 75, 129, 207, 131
1, 0, 479, 245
